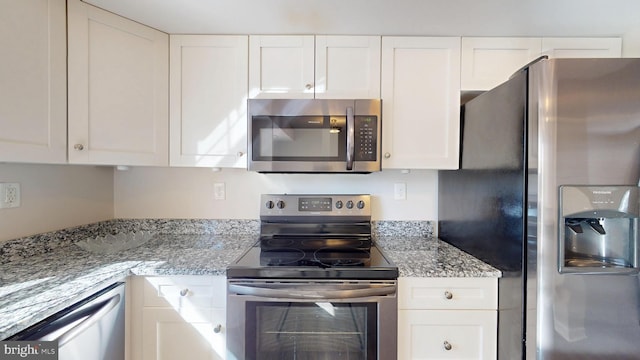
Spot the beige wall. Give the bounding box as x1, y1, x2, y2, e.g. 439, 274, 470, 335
0, 164, 114, 242
114, 167, 438, 221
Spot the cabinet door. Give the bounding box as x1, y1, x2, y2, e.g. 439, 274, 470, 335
398, 310, 497, 360
142, 308, 226, 360
541, 37, 622, 58
461, 37, 542, 91
381, 37, 461, 169
249, 35, 314, 99
315, 36, 381, 99
0, 0, 66, 163
67, 0, 169, 166
170, 35, 248, 168
130, 276, 227, 360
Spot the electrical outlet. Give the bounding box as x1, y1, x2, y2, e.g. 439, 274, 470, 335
0, 183, 21, 208
394, 182, 407, 200
213, 182, 226, 200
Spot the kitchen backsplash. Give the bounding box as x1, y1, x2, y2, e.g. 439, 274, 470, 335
0, 219, 434, 264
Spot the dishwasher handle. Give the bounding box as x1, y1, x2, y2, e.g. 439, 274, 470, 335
229, 283, 396, 299
41, 293, 121, 346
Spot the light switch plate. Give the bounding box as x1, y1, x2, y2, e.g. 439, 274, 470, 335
394, 182, 406, 200
0, 183, 21, 208
213, 182, 226, 200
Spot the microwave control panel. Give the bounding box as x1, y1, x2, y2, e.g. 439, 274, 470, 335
355, 116, 378, 161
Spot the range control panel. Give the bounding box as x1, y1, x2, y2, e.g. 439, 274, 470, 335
260, 194, 371, 217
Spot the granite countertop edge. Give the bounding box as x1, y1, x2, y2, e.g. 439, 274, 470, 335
0, 219, 501, 339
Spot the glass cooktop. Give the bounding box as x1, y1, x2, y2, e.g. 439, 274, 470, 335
226, 241, 398, 280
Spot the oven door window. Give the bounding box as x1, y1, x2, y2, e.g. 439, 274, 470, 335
246, 302, 377, 360
251, 115, 347, 161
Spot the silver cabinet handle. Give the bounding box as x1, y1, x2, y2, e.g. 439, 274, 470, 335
179, 288, 189, 297
443, 341, 452, 351
444, 291, 453, 300
74, 144, 84, 151
213, 324, 222, 333
237, 151, 244, 157
384, 152, 391, 159
305, 83, 313, 90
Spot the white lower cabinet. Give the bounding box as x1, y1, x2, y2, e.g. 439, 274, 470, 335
129, 276, 226, 360
398, 277, 498, 360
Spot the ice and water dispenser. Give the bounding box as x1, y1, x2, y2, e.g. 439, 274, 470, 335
559, 185, 640, 274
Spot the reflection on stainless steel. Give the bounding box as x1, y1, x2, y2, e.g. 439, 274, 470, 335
559, 186, 639, 275
439, 58, 640, 359
565, 256, 633, 269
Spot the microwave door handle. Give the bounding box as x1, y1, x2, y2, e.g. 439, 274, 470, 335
346, 106, 355, 170
228, 283, 396, 299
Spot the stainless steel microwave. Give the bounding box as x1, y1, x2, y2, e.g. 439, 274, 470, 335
248, 99, 382, 173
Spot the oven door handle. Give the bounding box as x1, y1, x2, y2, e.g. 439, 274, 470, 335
228, 283, 396, 299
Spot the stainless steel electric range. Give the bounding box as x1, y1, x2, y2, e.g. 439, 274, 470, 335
226, 194, 398, 360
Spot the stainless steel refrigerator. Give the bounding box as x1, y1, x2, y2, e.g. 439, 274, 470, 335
439, 58, 640, 359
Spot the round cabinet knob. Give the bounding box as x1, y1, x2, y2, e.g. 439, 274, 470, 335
357, 200, 365, 209
237, 151, 244, 157
265, 200, 275, 209
346, 200, 354, 209
335, 200, 343, 209
443, 341, 452, 351
384, 152, 391, 159
276, 200, 285, 209
74, 144, 84, 151
213, 324, 222, 333
179, 288, 189, 297
444, 291, 453, 300
305, 83, 313, 90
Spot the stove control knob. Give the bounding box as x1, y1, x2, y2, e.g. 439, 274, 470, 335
276, 200, 285, 209
357, 200, 365, 209
346, 200, 354, 209
265, 200, 275, 209
335, 200, 343, 209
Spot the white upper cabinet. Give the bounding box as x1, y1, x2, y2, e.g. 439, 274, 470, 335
0, 0, 66, 163
249, 35, 381, 99
462, 37, 622, 91
315, 36, 381, 99
67, 0, 169, 166
461, 37, 542, 91
249, 35, 315, 99
170, 35, 248, 168
541, 37, 622, 58
381, 36, 461, 170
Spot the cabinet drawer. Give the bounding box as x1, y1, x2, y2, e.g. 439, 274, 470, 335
142, 275, 226, 308
399, 277, 497, 310
398, 309, 497, 359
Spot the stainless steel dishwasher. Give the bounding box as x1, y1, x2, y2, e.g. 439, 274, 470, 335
6, 282, 125, 360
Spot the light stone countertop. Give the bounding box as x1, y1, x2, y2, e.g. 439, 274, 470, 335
0, 219, 500, 339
